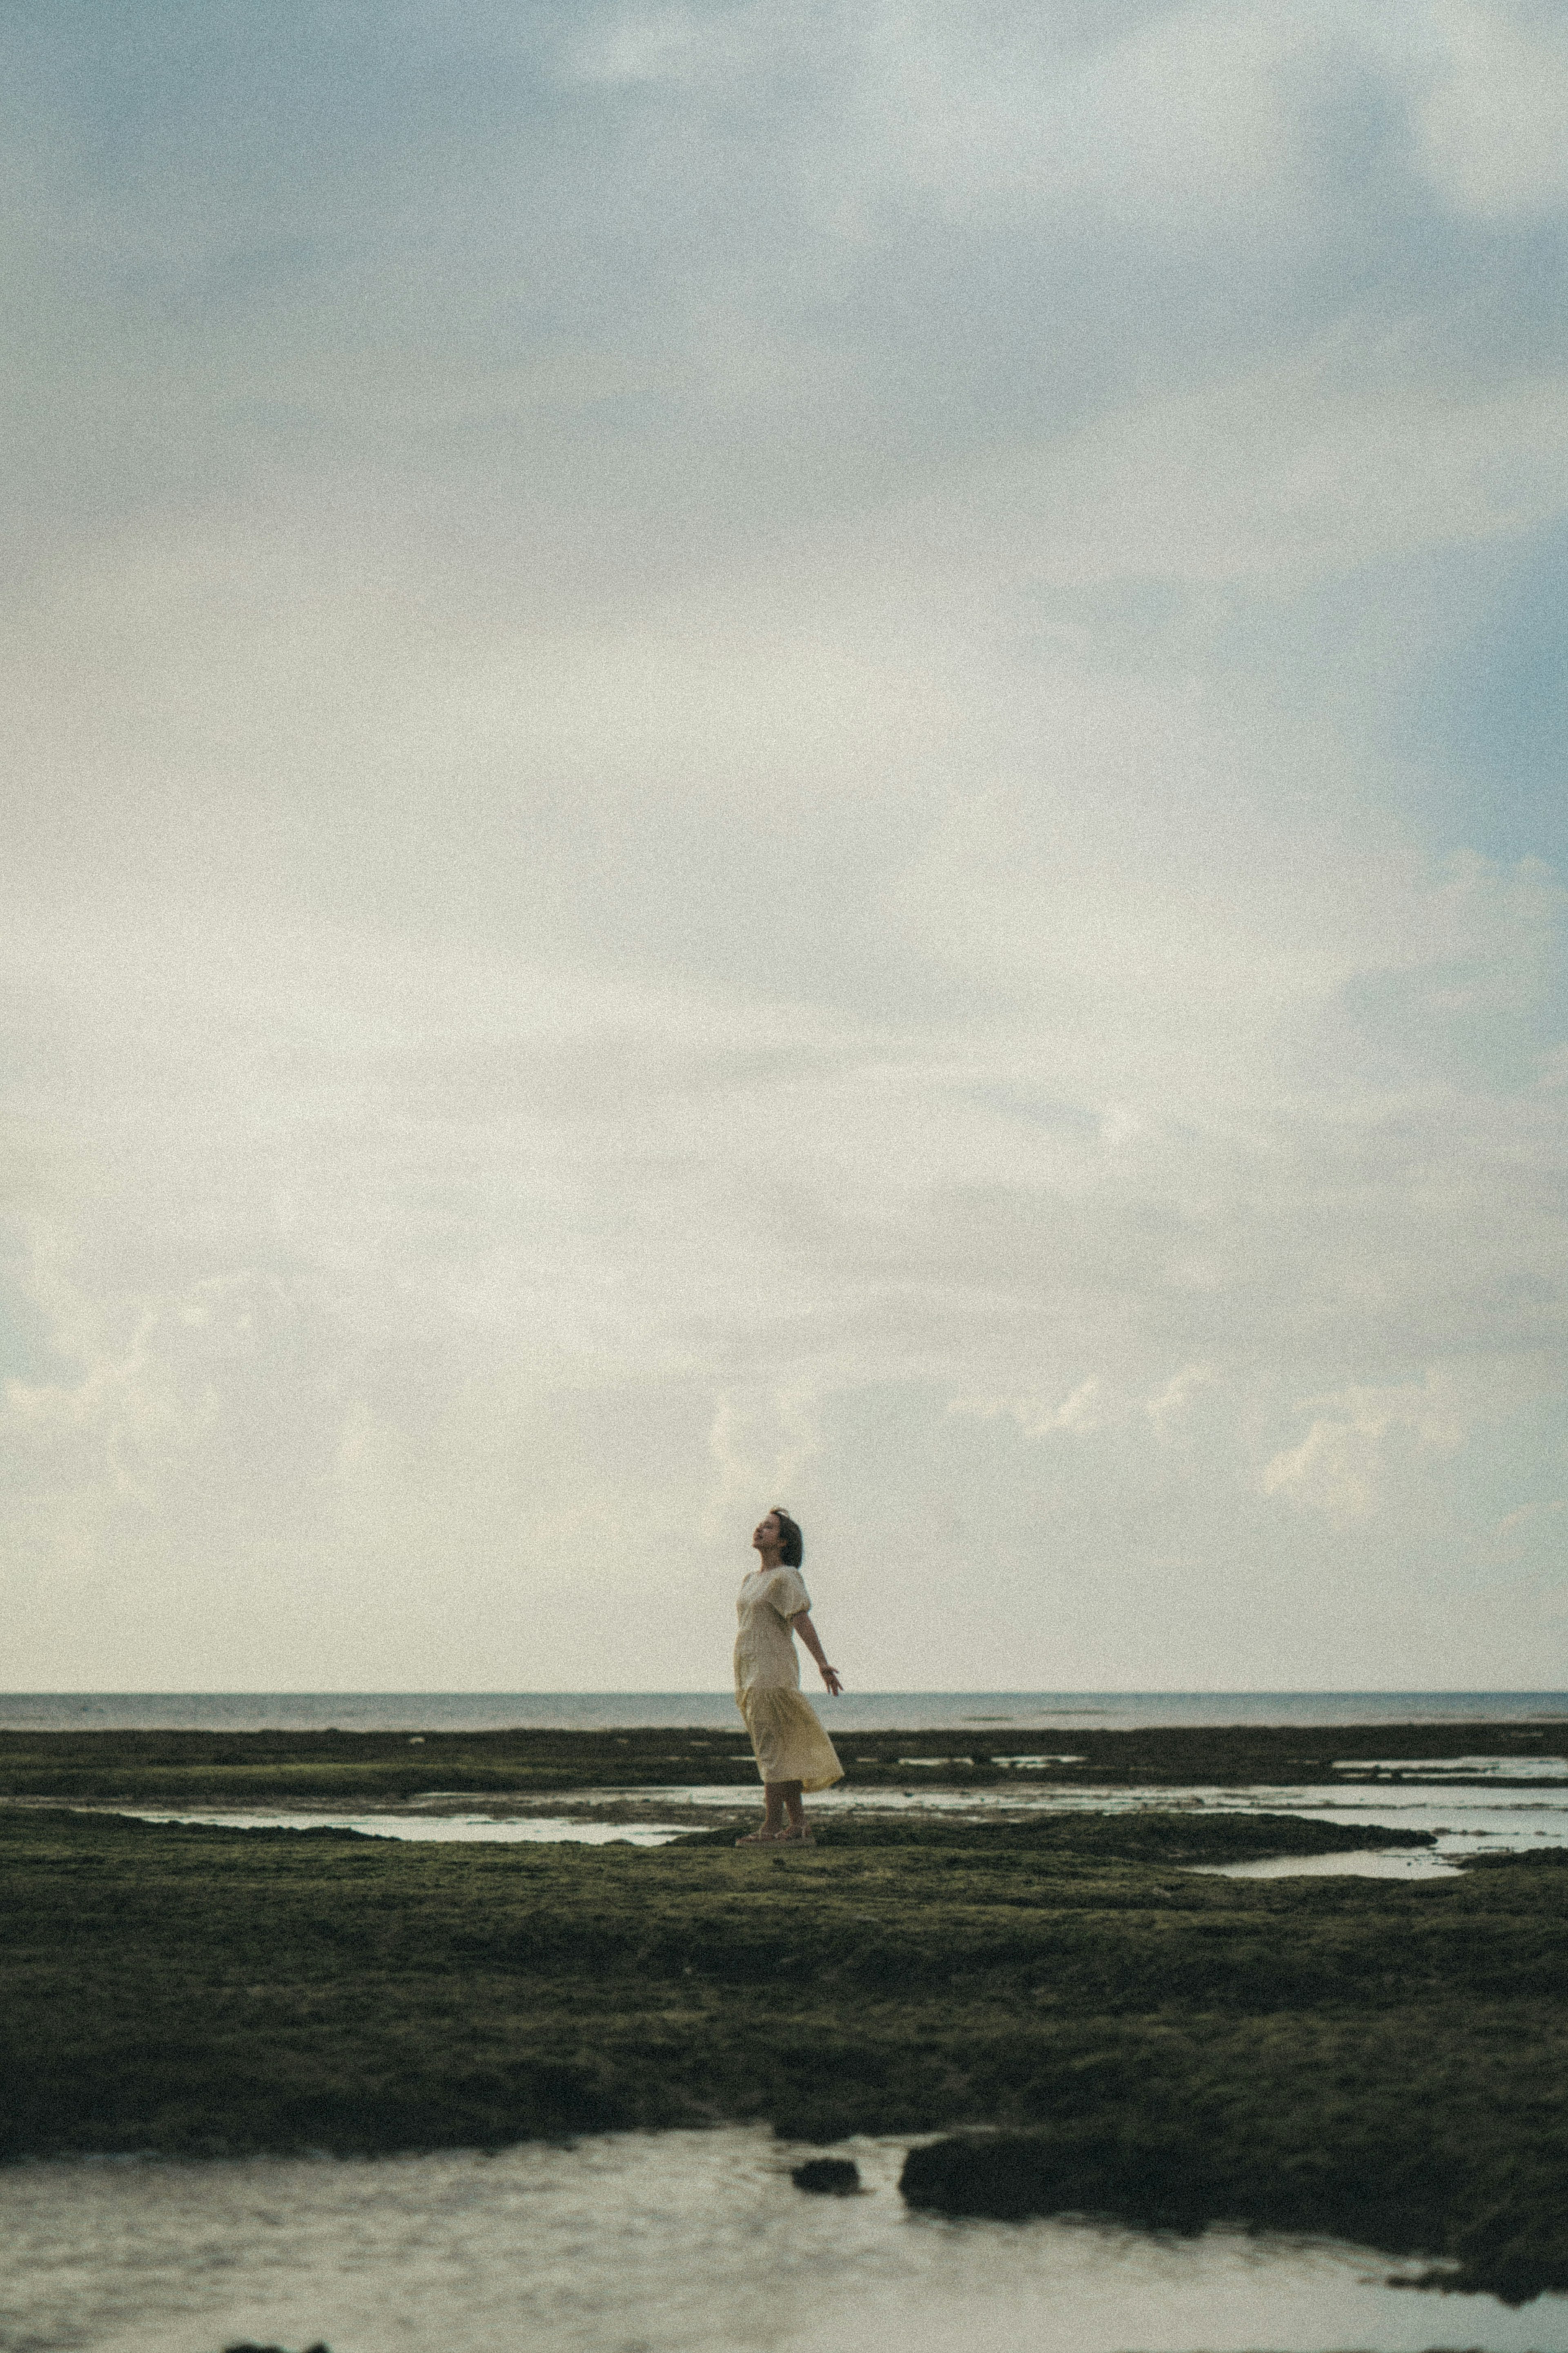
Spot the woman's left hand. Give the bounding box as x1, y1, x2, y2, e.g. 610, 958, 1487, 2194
820, 1664, 844, 1696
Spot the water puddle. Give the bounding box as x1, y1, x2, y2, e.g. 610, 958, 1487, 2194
1190, 1847, 1462, 1880
2, 2128, 1561, 2353
893, 1755, 1087, 1768
49, 1771, 1568, 1874
1183, 1781, 1568, 1873
490, 1776, 1568, 1874
1334, 1754, 1568, 1780
108, 1810, 687, 1846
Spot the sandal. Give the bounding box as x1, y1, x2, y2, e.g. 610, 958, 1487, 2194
734, 1828, 786, 1845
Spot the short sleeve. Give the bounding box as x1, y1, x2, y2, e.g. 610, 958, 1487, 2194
765, 1567, 811, 1621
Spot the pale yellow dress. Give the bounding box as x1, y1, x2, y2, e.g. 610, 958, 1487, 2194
733, 1565, 844, 1791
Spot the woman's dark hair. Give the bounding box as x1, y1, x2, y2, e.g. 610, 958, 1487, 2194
772, 1507, 804, 1568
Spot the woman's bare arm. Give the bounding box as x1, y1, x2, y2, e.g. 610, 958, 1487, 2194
791, 1610, 843, 1695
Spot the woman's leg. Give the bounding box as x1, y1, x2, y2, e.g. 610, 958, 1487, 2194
738, 1783, 812, 1845
736, 1782, 789, 1844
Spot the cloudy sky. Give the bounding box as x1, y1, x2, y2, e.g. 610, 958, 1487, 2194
4, 0, 1567, 1693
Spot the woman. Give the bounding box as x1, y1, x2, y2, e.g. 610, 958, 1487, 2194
733, 1507, 844, 1846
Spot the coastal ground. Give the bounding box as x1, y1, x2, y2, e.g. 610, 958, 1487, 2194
1, 1714, 1563, 1804
1, 1725, 1566, 2306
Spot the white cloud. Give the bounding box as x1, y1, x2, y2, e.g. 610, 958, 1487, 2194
880, 357, 1568, 595
1146, 1363, 1220, 1442
700, 1387, 822, 1545
1262, 1367, 1479, 1521
563, 4, 709, 86
950, 1378, 1119, 1439
1412, 1, 1568, 220
848, 1, 1310, 227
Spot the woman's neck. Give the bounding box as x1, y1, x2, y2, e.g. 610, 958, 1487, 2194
753, 1549, 783, 1571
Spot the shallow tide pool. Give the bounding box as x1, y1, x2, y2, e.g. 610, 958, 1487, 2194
4, 2128, 1564, 2353
98, 1769, 1568, 1875
114, 1809, 690, 1845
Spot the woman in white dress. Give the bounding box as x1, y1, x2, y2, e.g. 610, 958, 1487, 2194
733, 1507, 844, 1846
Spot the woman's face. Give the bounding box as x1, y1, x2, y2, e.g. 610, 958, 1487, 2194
752, 1511, 782, 1554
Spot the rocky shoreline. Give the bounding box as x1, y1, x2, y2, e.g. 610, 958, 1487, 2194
1, 1726, 1565, 2305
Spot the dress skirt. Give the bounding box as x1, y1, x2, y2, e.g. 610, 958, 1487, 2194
737, 1687, 844, 1791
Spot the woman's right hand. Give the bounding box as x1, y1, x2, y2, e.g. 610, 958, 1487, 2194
820, 1665, 843, 1696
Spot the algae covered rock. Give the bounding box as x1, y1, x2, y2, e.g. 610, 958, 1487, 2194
221, 2341, 330, 2352
900, 2128, 1209, 2230
899, 2125, 1568, 2306
791, 2157, 862, 2194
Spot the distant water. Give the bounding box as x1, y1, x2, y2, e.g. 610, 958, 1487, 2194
2, 1690, 1566, 1731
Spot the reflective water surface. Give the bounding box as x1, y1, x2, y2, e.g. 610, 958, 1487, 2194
4, 2128, 1564, 2353
116, 1809, 690, 1845
97, 1767, 1568, 1875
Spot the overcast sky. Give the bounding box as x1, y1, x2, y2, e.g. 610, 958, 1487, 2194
4, 0, 1567, 1692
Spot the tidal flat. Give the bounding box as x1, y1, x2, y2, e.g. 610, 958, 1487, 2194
1, 1714, 1564, 1804
3, 1726, 1567, 2309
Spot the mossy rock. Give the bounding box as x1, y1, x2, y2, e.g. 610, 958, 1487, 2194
791, 2157, 862, 2194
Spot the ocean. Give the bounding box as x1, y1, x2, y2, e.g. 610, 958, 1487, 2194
2, 1688, 1565, 1731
